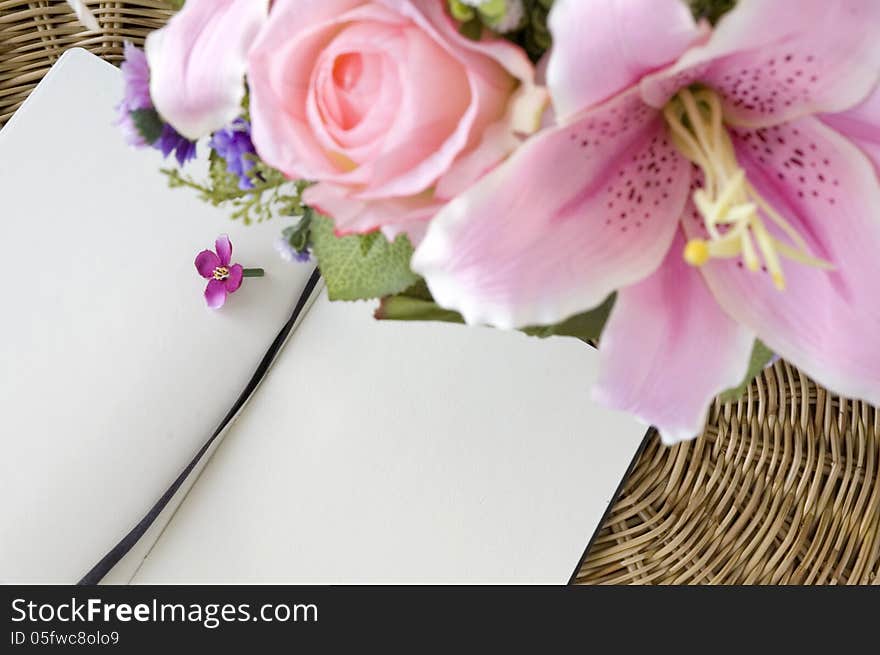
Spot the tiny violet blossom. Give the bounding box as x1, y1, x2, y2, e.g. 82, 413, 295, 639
274, 237, 311, 264
195, 235, 263, 309
115, 42, 152, 147
413, 0, 880, 443
210, 119, 258, 190
115, 42, 197, 166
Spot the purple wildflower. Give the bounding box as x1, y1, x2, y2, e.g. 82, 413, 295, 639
195, 235, 244, 309
116, 42, 152, 147
156, 124, 198, 167
115, 41, 196, 165
210, 119, 258, 190
274, 237, 312, 263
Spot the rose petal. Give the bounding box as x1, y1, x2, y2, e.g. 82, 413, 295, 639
304, 182, 441, 236
248, 0, 382, 181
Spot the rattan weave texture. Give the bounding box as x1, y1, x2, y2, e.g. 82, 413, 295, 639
2, 1, 877, 585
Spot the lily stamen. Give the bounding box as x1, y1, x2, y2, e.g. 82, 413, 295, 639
664, 87, 832, 290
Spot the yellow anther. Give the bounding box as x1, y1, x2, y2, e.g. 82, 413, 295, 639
683, 239, 711, 267
664, 86, 831, 287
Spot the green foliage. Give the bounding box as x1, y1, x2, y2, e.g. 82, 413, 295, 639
281, 207, 314, 256
163, 0, 185, 9
129, 108, 163, 144
521, 0, 554, 59
161, 155, 308, 225
520, 293, 615, 345
310, 215, 420, 301
377, 281, 615, 346
688, 0, 737, 24
447, 0, 554, 60
375, 295, 466, 324
717, 340, 774, 402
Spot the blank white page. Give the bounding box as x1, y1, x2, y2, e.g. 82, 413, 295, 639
134, 294, 645, 584
0, 49, 316, 583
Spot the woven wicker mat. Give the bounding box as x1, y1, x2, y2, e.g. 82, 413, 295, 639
3, 1, 878, 585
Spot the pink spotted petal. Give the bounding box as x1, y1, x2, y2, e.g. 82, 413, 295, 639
594, 232, 755, 445
641, 0, 880, 127
146, 0, 268, 139
547, 0, 706, 123
686, 117, 880, 406
225, 264, 244, 293
821, 82, 880, 174
194, 249, 221, 279
412, 90, 691, 329
215, 234, 232, 266
205, 279, 228, 309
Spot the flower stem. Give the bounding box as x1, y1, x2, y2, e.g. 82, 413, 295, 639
242, 268, 265, 278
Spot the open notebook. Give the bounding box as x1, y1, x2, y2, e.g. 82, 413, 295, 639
0, 49, 647, 584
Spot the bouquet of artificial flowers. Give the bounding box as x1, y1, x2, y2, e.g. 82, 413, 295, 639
112, 0, 880, 444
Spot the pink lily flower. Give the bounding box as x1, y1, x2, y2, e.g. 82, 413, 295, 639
412, 0, 880, 442
195, 235, 244, 309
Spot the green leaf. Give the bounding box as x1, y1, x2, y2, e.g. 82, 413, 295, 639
687, 0, 737, 25
448, 0, 476, 21
281, 208, 313, 254
376, 282, 614, 346
375, 295, 465, 324
311, 214, 419, 301
458, 17, 483, 40
717, 340, 774, 402
521, 294, 616, 344
130, 108, 163, 144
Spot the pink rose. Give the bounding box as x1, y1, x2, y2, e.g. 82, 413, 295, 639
247, 0, 546, 240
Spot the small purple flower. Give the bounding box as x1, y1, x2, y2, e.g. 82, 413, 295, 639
210, 119, 258, 190
274, 237, 311, 263
156, 124, 198, 167
195, 235, 244, 309
116, 42, 152, 147
115, 41, 197, 165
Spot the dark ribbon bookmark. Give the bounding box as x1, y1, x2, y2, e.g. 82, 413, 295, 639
78, 268, 322, 585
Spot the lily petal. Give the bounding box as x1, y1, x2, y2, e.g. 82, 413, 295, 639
641, 0, 880, 127
547, 0, 705, 123
146, 0, 268, 140
595, 232, 755, 444
194, 249, 221, 279
821, 82, 880, 174
687, 117, 880, 406
412, 90, 691, 329
215, 234, 232, 267
205, 279, 228, 309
